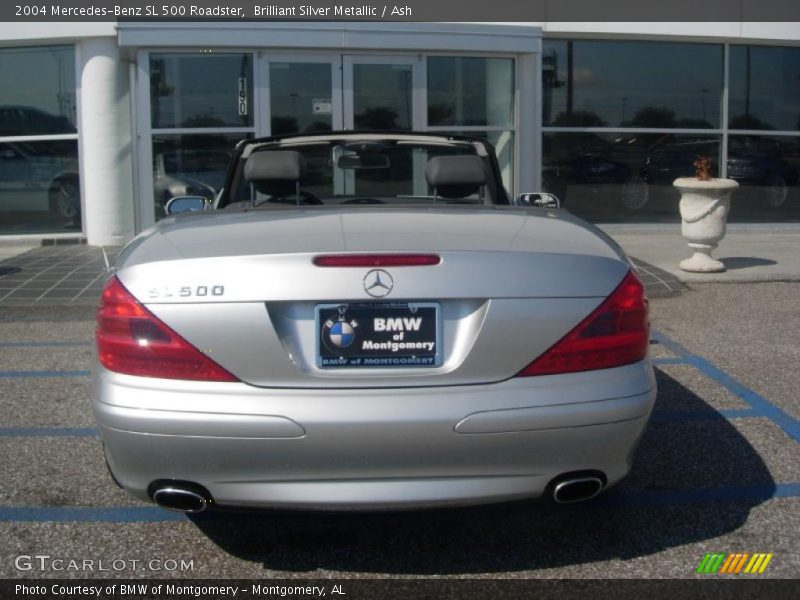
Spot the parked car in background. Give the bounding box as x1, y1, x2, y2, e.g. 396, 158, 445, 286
94, 132, 655, 513
153, 149, 230, 218
726, 138, 799, 208
637, 137, 798, 209
543, 152, 648, 210
0, 141, 80, 221
0, 105, 75, 137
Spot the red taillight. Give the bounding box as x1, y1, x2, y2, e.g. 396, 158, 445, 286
313, 254, 441, 267
517, 270, 649, 377
95, 277, 238, 382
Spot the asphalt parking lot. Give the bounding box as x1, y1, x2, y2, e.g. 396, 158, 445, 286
0, 268, 798, 579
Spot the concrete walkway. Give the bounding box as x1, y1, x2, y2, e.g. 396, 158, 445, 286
604, 225, 800, 284
0, 245, 117, 305
0, 242, 39, 263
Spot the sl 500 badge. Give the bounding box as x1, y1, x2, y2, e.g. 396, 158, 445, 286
147, 285, 225, 299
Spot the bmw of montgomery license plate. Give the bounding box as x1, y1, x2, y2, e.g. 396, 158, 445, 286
316, 302, 441, 368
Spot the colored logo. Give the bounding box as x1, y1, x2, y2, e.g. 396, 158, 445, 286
363, 269, 394, 298
696, 552, 774, 574
325, 320, 356, 348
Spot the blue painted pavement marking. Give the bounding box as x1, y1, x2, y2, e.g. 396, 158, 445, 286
0, 506, 185, 523
652, 330, 800, 444
0, 370, 90, 378
651, 331, 693, 358
652, 357, 690, 366
0, 427, 98, 437
2, 483, 800, 522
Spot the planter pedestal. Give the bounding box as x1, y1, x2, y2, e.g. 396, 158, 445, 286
673, 177, 739, 273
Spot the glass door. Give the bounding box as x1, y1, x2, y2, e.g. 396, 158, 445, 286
343, 56, 424, 131
263, 56, 343, 135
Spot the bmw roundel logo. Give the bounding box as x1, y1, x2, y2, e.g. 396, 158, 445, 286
324, 320, 356, 348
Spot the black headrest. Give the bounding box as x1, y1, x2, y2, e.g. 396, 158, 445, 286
425, 155, 487, 188
244, 150, 306, 184
425, 155, 488, 199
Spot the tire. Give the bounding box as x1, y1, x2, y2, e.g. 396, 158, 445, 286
49, 177, 81, 219
764, 175, 788, 208
621, 176, 649, 210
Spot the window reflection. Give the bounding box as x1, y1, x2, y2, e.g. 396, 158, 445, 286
353, 64, 412, 131
150, 54, 253, 129
0, 140, 81, 234
544, 132, 800, 222
152, 134, 247, 219
427, 57, 514, 127
543, 133, 721, 222
543, 40, 723, 129
0, 46, 77, 136
729, 46, 800, 131
270, 63, 333, 135
727, 136, 800, 219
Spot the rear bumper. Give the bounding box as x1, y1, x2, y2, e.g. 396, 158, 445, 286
93, 362, 656, 509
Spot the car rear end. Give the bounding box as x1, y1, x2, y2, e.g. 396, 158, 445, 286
93, 206, 655, 512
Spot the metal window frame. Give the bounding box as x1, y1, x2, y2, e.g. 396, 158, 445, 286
136, 49, 258, 231
135, 47, 528, 230
540, 39, 800, 199
0, 43, 83, 238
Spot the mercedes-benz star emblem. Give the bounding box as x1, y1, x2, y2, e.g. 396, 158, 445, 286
363, 269, 394, 298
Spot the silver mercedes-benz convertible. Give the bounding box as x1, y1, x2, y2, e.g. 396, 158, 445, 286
93, 132, 655, 513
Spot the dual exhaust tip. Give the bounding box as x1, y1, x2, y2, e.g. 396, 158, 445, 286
151, 482, 210, 513
551, 474, 605, 504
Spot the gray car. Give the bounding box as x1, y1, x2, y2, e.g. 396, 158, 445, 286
93, 132, 655, 513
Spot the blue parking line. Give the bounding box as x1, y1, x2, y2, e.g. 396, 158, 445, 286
651, 332, 691, 358
0, 427, 98, 437
2, 482, 800, 522
0, 506, 184, 523
652, 330, 800, 444
652, 357, 689, 365
0, 341, 89, 348
0, 370, 90, 378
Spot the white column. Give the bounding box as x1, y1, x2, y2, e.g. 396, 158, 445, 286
517, 52, 539, 195
78, 37, 135, 246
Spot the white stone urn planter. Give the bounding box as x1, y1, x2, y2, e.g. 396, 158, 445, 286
673, 177, 739, 272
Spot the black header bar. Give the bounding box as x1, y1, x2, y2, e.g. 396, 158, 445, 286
4, 0, 800, 22
4, 579, 800, 600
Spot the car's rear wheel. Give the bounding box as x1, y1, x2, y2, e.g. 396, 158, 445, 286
765, 175, 788, 208
49, 177, 81, 219
621, 176, 649, 210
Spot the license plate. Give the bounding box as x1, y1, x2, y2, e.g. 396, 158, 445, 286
316, 302, 441, 368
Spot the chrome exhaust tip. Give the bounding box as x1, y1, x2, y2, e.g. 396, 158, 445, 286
152, 487, 208, 513
552, 476, 604, 504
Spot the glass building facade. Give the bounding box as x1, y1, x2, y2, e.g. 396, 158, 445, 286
1, 28, 799, 241
144, 53, 517, 221
542, 39, 800, 222
0, 46, 80, 235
